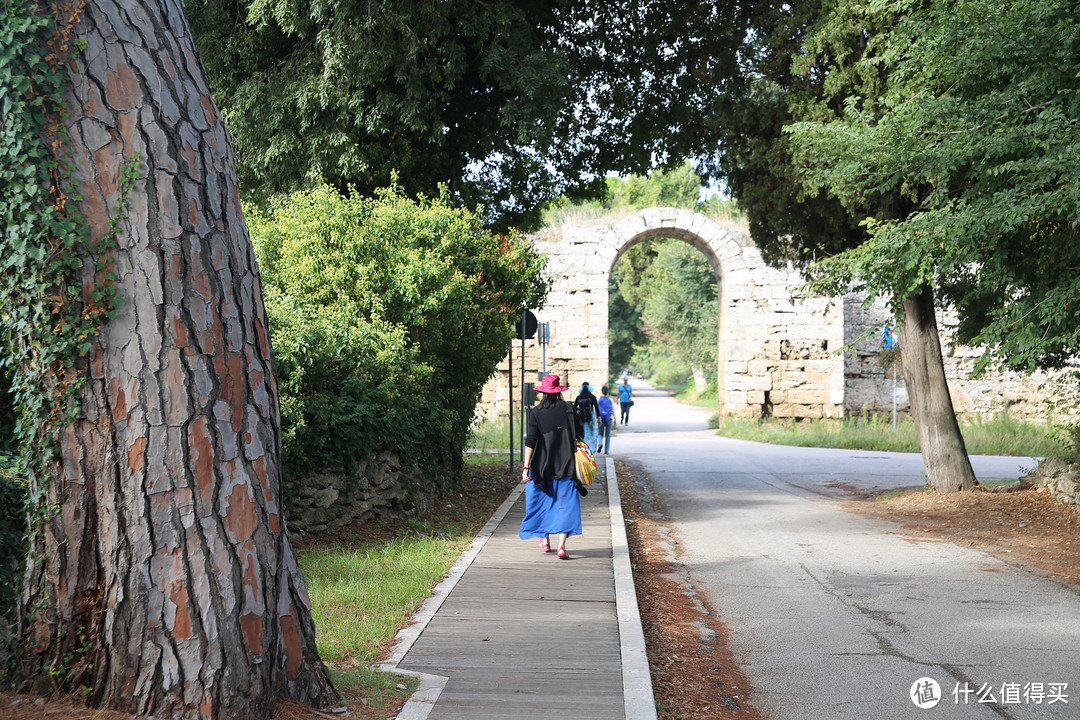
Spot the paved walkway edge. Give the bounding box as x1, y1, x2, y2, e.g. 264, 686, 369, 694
607, 456, 659, 720
378, 479, 527, 719
381, 460, 658, 720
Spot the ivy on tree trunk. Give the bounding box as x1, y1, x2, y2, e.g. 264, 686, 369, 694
13, 0, 337, 716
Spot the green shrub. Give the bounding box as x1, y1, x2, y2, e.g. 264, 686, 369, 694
248, 182, 546, 498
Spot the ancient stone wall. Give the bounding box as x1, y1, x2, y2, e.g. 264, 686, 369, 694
843, 295, 1069, 420
480, 208, 848, 420
480, 207, 1071, 424
282, 451, 439, 536
1027, 458, 1080, 508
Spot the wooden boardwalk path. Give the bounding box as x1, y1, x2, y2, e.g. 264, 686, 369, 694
393, 463, 629, 719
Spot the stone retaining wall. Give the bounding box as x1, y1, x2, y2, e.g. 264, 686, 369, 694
1025, 457, 1080, 508
283, 451, 439, 536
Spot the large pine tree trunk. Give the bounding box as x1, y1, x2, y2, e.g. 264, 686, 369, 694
899, 286, 977, 493
15, 1, 338, 716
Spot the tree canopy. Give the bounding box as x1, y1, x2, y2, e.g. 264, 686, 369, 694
697, 0, 889, 266
786, 0, 1080, 374
637, 242, 719, 382
691, 0, 985, 491
184, 0, 740, 230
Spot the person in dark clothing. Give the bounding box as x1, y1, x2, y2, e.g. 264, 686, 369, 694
574, 382, 600, 456
519, 374, 583, 560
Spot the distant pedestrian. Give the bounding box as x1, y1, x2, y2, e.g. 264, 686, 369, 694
597, 385, 614, 453
618, 376, 633, 424
574, 382, 600, 457
520, 374, 583, 560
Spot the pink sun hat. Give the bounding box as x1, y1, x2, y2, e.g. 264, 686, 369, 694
535, 374, 570, 394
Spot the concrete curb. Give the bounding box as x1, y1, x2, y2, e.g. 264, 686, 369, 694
607, 456, 659, 720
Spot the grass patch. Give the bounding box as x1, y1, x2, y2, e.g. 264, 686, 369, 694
653, 372, 718, 410
716, 414, 922, 453
960, 411, 1062, 457
715, 412, 1062, 457
299, 533, 471, 666
293, 462, 519, 715
467, 416, 530, 466
980, 478, 1022, 489
673, 383, 717, 410
467, 416, 511, 453
327, 667, 417, 711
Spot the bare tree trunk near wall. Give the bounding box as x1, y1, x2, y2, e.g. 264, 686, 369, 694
15, 1, 337, 716
899, 286, 977, 493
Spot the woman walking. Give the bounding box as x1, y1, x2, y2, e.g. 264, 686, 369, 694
520, 374, 583, 560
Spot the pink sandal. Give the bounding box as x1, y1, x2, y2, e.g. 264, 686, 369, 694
557, 547, 569, 560
538, 538, 551, 553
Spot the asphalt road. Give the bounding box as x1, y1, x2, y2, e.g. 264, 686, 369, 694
615, 380, 1079, 720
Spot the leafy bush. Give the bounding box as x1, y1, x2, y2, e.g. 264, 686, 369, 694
248, 182, 547, 496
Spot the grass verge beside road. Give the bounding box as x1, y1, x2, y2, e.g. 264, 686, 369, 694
715, 412, 1063, 458
285, 458, 520, 719
467, 417, 511, 453
648, 373, 1062, 458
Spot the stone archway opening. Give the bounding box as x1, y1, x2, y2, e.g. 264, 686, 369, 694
606, 231, 724, 402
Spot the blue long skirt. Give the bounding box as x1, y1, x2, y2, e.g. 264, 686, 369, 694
519, 476, 582, 539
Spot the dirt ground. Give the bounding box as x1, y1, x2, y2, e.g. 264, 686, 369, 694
3, 461, 1077, 720
843, 481, 1080, 587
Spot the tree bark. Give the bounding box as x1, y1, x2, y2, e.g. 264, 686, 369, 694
899, 285, 977, 493
15, 1, 338, 716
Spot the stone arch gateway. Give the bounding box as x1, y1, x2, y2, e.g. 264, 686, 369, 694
485, 207, 848, 419
480, 207, 1058, 422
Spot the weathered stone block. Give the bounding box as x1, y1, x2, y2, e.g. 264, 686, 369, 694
313, 486, 339, 509
728, 375, 773, 392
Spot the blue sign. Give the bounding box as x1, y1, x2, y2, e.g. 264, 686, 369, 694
883, 325, 897, 349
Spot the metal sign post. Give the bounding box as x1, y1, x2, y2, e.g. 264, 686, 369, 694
513, 310, 538, 465
508, 346, 513, 469
540, 321, 551, 374
521, 309, 526, 463
893, 364, 898, 433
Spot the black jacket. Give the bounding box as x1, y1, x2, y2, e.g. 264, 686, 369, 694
524, 401, 581, 494
574, 390, 600, 424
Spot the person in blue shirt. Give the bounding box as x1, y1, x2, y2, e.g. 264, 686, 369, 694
617, 377, 633, 424
596, 385, 614, 453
